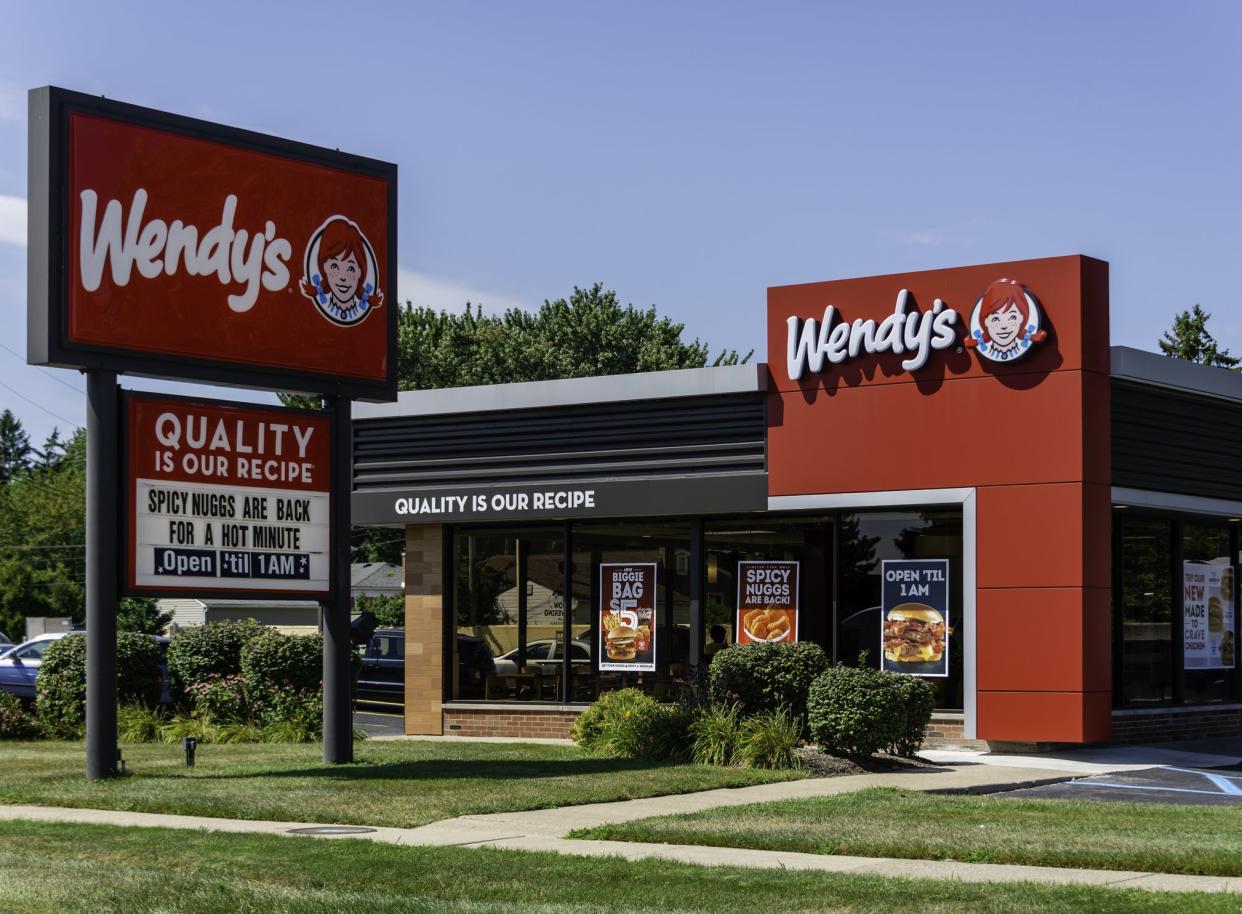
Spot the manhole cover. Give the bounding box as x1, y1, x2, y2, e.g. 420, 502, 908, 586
286, 826, 377, 836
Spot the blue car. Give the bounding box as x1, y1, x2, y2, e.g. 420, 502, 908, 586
0, 632, 172, 704
0, 633, 74, 701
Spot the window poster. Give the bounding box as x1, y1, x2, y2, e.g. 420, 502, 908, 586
599, 563, 657, 672
736, 560, 799, 645
880, 559, 950, 677
1184, 563, 1235, 670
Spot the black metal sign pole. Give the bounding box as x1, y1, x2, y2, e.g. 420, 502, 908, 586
85, 370, 119, 780
322, 395, 353, 764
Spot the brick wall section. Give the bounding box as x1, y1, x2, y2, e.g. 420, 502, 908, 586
404, 525, 444, 736
443, 708, 582, 740
1111, 708, 1242, 744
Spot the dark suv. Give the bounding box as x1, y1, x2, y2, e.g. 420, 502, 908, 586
356, 629, 494, 706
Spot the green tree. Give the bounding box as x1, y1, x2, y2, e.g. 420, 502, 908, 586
117, 597, 173, 635
1158, 305, 1241, 370
354, 593, 404, 628
394, 284, 749, 390
0, 410, 32, 483
0, 429, 86, 636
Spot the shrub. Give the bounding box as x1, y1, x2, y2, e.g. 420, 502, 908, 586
887, 674, 935, 757
708, 642, 828, 725
160, 713, 219, 744
185, 674, 250, 723
807, 664, 922, 757
690, 703, 742, 766
240, 630, 322, 713
36, 633, 163, 738
570, 688, 691, 761
256, 686, 323, 735
0, 691, 40, 740
118, 703, 167, 743
166, 620, 264, 705
736, 707, 803, 770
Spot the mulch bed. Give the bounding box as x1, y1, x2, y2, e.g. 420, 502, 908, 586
793, 746, 943, 776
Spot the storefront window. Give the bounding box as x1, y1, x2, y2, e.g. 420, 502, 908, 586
452, 526, 565, 701
448, 510, 960, 710
1183, 523, 1234, 705
571, 520, 690, 702
704, 517, 831, 659
837, 511, 964, 711
1118, 517, 1174, 706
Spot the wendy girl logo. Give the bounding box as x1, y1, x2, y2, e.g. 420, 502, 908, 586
299, 217, 384, 326
965, 279, 1046, 363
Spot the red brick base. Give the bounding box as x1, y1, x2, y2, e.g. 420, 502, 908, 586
442, 707, 582, 739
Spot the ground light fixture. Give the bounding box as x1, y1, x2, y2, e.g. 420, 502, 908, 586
182, 737, 196, 767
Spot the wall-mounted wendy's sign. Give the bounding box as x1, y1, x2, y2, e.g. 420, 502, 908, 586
123, 392, 333, 599
27, 87, 397, 401
785, 278, 1046, 381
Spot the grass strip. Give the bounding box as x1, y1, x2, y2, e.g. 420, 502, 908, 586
570, 786, 1242, 877
0, 819, 1235, 914
0, 740, 799, 828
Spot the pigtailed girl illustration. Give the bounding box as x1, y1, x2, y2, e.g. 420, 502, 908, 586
965, 278, 1046, 362
300, 216, 384, 326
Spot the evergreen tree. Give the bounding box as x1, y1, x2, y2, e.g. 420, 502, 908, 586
0, 410, 32, 483
1158, 305, 1241, 370
37, 428, 66, 471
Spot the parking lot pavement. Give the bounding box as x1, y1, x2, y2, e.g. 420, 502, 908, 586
1003, 765, 1242, 806
353, 708, 405, 738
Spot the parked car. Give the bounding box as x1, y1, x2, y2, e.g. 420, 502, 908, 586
0, 632, 172, 705
0, 632, 12, 652
0, 632, 75, 701
493, 638, 592, 676
355, 629, 495, 706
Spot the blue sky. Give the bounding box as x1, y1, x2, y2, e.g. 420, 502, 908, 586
0, 1, 1239, 443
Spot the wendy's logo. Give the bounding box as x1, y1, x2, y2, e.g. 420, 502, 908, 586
299, 217, 384, 326
965, 279, 1046, 363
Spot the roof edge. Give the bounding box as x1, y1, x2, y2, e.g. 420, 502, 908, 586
353, 363, 768, 420
1110, 346, 1242, 403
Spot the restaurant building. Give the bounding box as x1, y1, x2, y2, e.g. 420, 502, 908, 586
352, 255, 1242, 747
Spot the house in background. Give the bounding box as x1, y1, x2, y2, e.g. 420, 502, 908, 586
352, 562, 403, 599
160, 562, 403, 633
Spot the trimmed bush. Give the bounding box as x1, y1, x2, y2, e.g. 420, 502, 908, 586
0, 690, 40, 740
709, 642, 828, 724
888, 674, 936, 757
185, 674, 250, 723
807, 664, 933, 757
166, 620, 264, 704
690, 703, 742, 766
570, 688, 691, 761
240, 630, 322, 707
36, 633, 163, 738
737, 707, 803, 770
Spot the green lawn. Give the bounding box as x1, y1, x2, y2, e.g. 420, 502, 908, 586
0, 820, 1233, 914
0, 740, 801, 828
571, 787, 1242, 877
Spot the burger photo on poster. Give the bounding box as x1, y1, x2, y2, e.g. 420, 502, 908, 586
605, 625, 638, 661
883, 604, 946, 665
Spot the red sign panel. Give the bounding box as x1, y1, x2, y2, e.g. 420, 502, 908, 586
29, 87, 397, 400
124, 393, 333, 598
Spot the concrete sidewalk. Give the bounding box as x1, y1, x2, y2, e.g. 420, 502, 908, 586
3, 760, 1240, 893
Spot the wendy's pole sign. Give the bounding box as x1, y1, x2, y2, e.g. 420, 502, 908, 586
27, 87, 397, 399
26, 87, 397, 778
